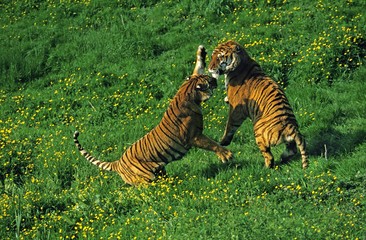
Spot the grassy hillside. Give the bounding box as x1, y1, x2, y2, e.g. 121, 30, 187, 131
1, 0, 365, 239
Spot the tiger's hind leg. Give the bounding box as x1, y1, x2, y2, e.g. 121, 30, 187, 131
280, 140, 297, 164
255, 137, 274, 168
281, 129, 309, 169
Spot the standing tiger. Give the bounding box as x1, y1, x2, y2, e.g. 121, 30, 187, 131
73, 45, 233, 186
208, 40, 308, 169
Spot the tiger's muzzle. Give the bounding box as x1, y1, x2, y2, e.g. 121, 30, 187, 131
209, 67, 225, 80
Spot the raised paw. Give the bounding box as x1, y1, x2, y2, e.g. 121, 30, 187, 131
197, 45, 207, 59
193, 45, 207, 75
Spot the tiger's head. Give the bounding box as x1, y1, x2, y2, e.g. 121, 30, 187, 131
208, 40, 244, 79
183, 44, 217, 103
185, 74, 217, 103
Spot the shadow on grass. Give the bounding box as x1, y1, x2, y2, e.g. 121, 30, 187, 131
307, 126, 366, 158
273, 125, 366, 169
200, 160, 251, 179
199, 125, 366, 177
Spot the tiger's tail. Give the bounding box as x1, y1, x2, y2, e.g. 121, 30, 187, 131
294, 131, 309, 169
73, 131, 113, 171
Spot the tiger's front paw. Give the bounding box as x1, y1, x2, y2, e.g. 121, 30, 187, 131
217, 147, 233, 163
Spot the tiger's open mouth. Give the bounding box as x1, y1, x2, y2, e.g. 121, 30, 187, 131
209, 70, 219, 79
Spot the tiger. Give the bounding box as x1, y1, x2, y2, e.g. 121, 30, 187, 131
208, 40, 308, 169
73, 45, 233, 186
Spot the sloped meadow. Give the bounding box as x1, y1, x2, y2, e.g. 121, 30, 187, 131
1, 0, 365, 239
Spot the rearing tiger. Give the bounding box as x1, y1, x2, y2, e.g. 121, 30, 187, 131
208, 40, 308, 169
73, 45, 233, 186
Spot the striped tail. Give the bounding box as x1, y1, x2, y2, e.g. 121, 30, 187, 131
73, 131, 113, 171
293, 131, 309, 169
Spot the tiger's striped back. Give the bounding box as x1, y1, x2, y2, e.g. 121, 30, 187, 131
241, 76, 301, 146
209, 40, 308, 169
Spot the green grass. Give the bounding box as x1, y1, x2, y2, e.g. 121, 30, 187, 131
1, 0, 365, 239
